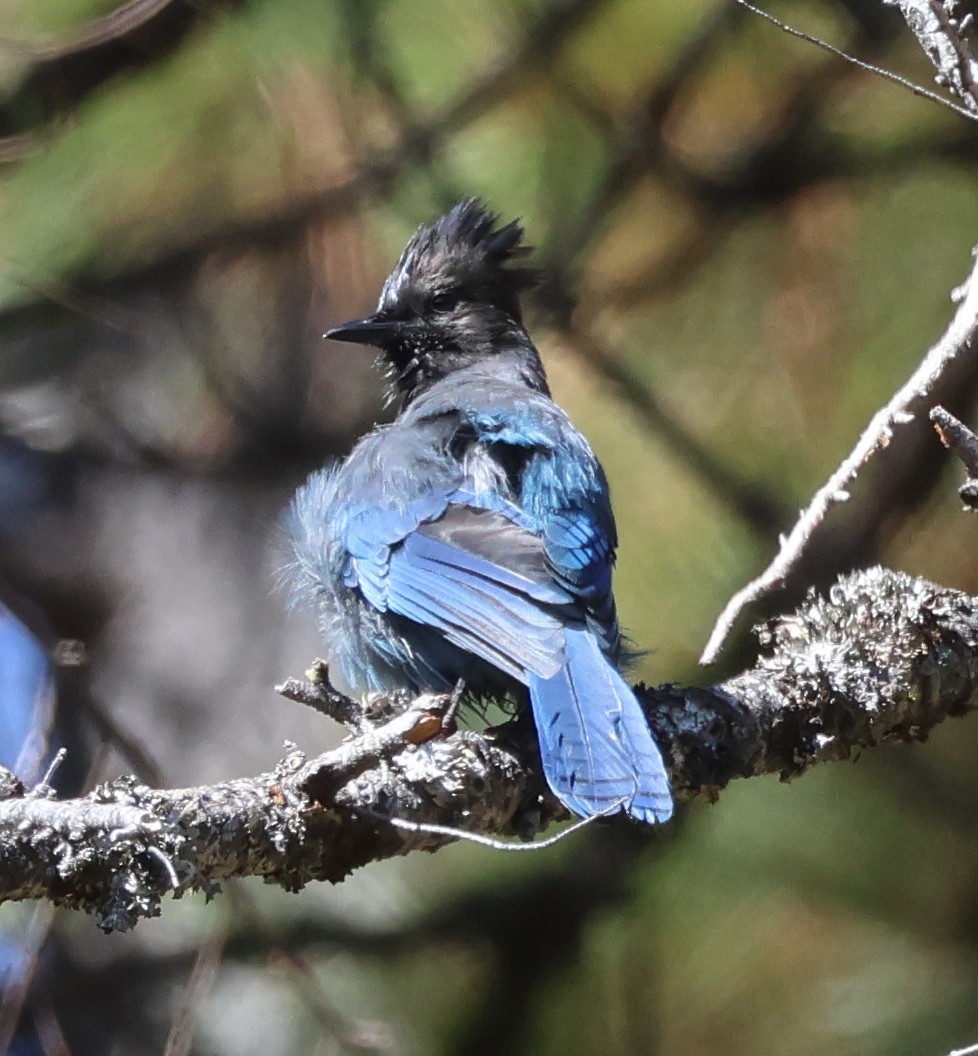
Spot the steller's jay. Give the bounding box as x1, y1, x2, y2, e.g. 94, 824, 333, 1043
288, 199, 672, 824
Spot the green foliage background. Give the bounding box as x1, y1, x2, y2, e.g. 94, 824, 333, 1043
1, 0, 978, 1053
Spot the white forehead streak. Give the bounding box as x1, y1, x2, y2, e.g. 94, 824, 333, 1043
379, 250, 414, 310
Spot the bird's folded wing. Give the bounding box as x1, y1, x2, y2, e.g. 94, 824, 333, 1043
543, 508, 614, 599
343, 495, 584, 683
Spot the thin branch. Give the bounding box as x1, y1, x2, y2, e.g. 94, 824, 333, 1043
0, 132, 40, 166
161, 935, 225, 1056
885, 0, 978, 112
931, 404, 978, 473
0, 0, 182, 61
738, 0, 978, 122
701, 245, 978, 664
931, 404, 978, 509
0, 565, 976, 930
276, 661, 362, 728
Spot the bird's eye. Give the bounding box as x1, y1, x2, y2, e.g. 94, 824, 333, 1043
430, 289, 462, 313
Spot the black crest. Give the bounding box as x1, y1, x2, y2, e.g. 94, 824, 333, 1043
379, 199, 539, 323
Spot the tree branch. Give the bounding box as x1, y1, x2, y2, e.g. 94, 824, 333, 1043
0, 0, 182, 61
885, 0, 978, 112
699, 0, 978, 665
1, 565, 975, 930
701, 241, 978, 664
932, 404, 978, 510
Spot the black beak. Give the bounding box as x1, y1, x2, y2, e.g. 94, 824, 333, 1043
324, 315, 400, 348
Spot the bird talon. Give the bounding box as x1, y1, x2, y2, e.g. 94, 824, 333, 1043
402, 690, 461, 744
361, 691, 407, 725
403, 710, 446, 745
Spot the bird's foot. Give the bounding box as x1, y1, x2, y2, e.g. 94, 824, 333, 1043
400, 680, 465, 744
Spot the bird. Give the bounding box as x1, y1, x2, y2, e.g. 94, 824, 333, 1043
287, 199, 672, 825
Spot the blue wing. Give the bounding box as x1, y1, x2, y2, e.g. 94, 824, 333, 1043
339, 474, 672, 824
344, 488, 571, 683
0, 603, 55, 785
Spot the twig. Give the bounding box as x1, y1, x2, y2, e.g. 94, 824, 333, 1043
276, 661, 362, 728
931, 405, 978, 473
701, 245, 978, 664
737, 0, 978, 122
885, 0, 978, 112
81, 694, 165, 787
367, 800, 617, 851
161, 935, 226, 1056
34, 747, 67, 796
0, 0, 182, 61
0, 131, 39, 165
931, 405, 978, 509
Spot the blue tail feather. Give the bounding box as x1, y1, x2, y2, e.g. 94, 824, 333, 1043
528, 628, 672, 824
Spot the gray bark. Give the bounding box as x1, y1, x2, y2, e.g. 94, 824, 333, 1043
1, 566, 975, 931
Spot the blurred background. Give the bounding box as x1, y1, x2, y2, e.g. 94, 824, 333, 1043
1, 0, 978, 1053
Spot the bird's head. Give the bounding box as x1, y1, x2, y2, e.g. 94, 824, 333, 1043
325, 199, 543, 402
